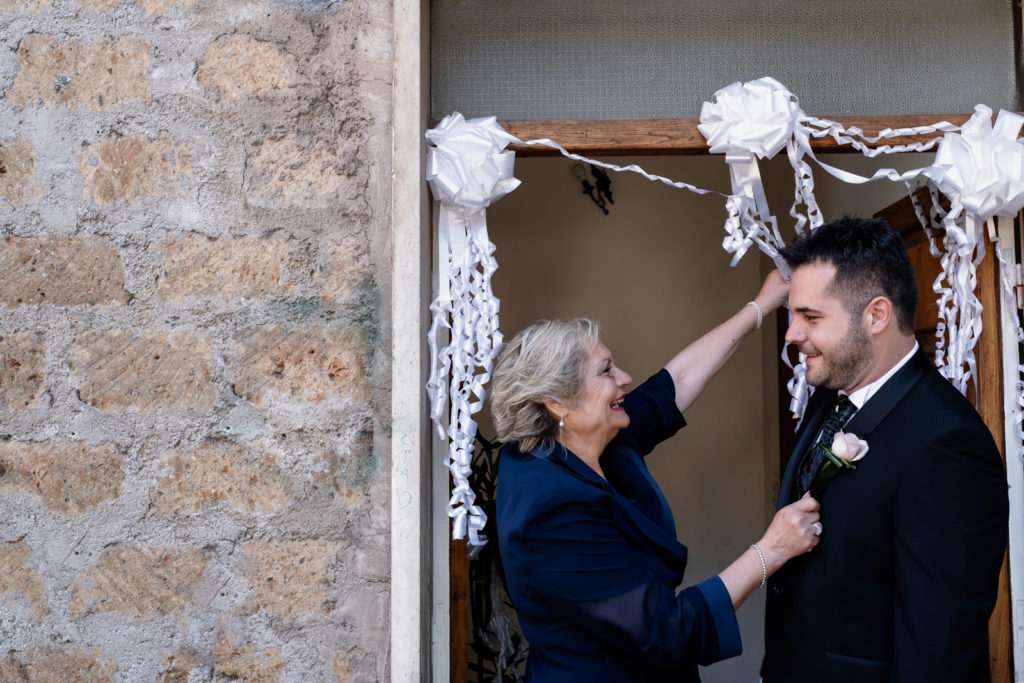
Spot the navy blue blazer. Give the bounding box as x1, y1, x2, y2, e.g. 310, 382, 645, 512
497, 370, 741, 682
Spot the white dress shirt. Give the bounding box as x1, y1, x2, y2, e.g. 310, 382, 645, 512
844, 341, 920, 410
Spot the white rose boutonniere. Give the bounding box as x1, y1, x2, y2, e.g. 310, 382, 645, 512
810, 431, 869, 497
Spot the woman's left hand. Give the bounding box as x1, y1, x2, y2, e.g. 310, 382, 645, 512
754, 269, 789, 312
759, 493, 821, 571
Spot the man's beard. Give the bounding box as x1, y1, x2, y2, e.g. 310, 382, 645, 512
804, 323, 873, 390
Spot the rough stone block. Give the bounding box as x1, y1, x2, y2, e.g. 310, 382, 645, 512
309, 428, 374, 506
244, 134, 359, 208
198, 34, 296, 102
0, 440, 123, 514
157, 646, 198, 683
331, 653, 355, 682
73, 331, 215, 411
0, 541, 47, 618
0, 0, 52, 10
79, 135, 192, 204
0, 648, 116, 682
0, 138, 43, 204
310, 450, 364, 506
0, 333, 45, 410
242, 540, 336, 618
159, 235, 288, 302
7, 35, 150, 111
153, 441, 291, 514
0, 235, 128, 306
315, 236, 374, 306
137, 0, 196, 14
70, 545, 208, 617
213, 632, 281, 683
232, 326, 369, 404
74, 0, 195, 11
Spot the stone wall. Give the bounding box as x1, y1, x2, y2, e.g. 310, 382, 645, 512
0, 0, 393, 680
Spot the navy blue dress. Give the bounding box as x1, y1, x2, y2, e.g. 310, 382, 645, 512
496, 370, 741, 682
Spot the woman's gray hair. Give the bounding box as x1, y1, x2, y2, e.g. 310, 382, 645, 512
489, 318, 600, 454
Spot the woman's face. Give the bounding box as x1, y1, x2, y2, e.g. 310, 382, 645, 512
563, 341, 632, 445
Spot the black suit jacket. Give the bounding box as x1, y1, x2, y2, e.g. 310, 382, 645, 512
762, 350, 1008, 683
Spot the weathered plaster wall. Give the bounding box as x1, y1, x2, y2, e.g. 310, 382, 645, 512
0, 0, 393, 680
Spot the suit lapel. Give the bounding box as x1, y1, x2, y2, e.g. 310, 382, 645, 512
843, 348, 931, 438
778, 387, 836, 507
779, 349, 932, 509
814, 351, 933, 546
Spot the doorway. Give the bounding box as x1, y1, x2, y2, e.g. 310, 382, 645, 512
469, 151, 931, 682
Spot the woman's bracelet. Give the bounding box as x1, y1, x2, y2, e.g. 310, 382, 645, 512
746, 301, 763, 330
751, 543, 767, 589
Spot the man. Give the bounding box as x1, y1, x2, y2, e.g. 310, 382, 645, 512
761, 216, 1008, 683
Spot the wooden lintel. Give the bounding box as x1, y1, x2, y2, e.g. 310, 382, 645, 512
501, 115, 976, 157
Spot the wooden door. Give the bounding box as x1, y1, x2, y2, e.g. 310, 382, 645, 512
874, 191, 1014, 683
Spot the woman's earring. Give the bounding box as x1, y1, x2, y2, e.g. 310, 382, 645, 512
559, 415, 565, 428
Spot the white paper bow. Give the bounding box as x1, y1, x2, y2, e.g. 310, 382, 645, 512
918, 106, 1024, 392
698, 78, 799, 269
699, 77, 801, 160
425, 113, 520, 553
925, 105, 1024, 223
426, 113, 521, 213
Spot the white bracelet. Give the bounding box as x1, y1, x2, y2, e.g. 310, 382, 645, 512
746, 300, 763, 330
751, 543, 767, 588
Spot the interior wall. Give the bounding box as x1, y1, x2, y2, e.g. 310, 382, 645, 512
484, 150, 931, 682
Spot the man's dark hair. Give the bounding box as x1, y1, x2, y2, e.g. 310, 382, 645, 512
780, 216, 917, 334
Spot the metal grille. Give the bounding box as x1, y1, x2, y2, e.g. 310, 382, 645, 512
431, 0, 1016, 120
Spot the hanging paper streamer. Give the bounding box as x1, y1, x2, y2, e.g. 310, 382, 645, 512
425, 113, 520, 554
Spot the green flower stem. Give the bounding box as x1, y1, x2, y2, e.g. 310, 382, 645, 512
815, 442, 859, 471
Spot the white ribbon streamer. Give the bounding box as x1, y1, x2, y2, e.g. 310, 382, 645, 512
919, 105, 1024, 392
699, 77, 797, 271
426, 113, 520, 553
427, 85, 1024, 550
697, 78, 966, 420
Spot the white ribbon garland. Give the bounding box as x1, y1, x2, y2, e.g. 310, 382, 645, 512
427, 82, 1024, 549
698, 77, 962, 420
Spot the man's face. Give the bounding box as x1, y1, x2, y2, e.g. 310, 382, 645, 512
785, 261, 874, 391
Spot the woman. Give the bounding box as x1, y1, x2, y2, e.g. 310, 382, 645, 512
491, 271, 820, 682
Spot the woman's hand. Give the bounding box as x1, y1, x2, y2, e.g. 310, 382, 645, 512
718, 492, 821, 609
754, 269, 790, 313
758, 493, 821, 573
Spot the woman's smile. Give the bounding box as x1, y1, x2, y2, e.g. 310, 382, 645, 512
560, 342, 632, 450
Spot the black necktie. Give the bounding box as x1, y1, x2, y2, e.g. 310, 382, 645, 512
798, 394, 857, 495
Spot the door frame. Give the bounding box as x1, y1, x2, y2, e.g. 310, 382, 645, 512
391, 5, 1023, 681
